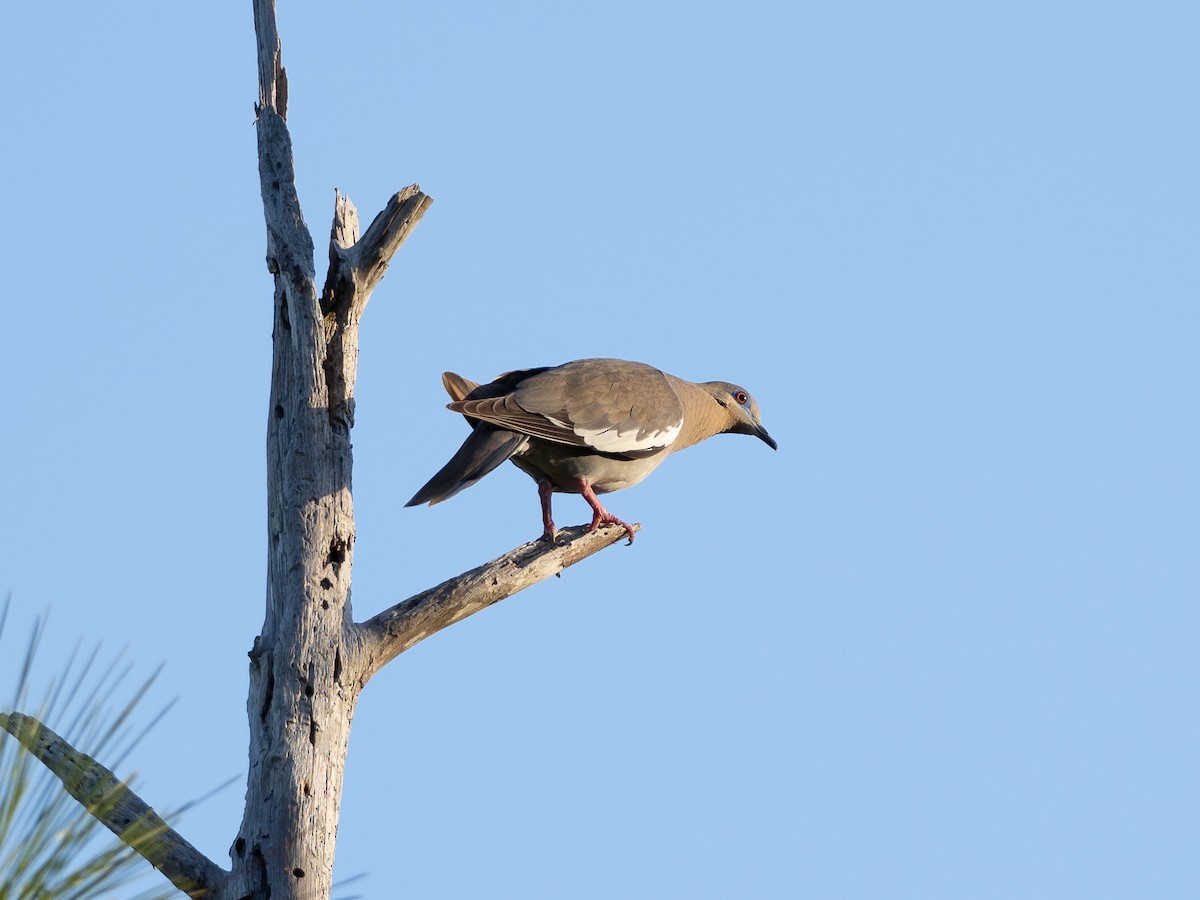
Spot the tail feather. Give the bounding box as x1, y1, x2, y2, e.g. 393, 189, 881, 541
441, 371, 480, 403
405, 427, 527, 507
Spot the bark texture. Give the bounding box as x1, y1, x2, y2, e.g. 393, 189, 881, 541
356, 524, 639, 681
0, 4, 633, 898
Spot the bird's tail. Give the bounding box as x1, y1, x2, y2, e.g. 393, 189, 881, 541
441, 371, 479, 403
405, 427, 528, 507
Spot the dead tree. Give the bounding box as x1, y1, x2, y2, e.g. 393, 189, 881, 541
0, 3, 633, 898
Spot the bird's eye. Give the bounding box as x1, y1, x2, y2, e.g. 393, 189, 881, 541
734, 389, 749, 405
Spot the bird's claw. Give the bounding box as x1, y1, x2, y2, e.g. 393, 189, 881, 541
589, 512, 636, 545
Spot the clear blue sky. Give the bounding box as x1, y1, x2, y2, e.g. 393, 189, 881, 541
1, 2, 1196, 897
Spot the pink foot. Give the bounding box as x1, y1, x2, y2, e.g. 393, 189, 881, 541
587, 508, 637, 544
577, 479, 636, 545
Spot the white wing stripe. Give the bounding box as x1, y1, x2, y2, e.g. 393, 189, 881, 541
576, 420, 681, 453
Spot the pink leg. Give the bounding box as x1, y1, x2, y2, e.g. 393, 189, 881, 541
538, 480, 557, 542
575, 478, 636, 545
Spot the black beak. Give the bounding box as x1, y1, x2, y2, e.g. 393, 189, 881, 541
755, 424, 778, 451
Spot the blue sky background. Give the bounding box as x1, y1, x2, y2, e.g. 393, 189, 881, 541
1, 1, 1196, 897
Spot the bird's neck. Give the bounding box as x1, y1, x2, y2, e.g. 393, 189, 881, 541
667, 376, 728, 452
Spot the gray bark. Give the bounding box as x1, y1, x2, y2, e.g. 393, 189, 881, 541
0, 4, 633, 898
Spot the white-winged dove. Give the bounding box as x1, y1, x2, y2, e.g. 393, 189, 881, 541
406, 358, 776, 543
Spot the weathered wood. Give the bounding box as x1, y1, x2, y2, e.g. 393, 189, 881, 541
228, 5, 365, 899
1, 5, 629, 899
347, 185, 434, 295
321, 186, 432, 433
252, 0, 287, 118
0, 712, 225, 899
355, 524, 641, 681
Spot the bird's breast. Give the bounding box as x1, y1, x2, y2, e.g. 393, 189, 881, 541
511, 440, 668, 494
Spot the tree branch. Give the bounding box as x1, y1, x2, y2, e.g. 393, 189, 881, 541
252, 0, 287, 118
320, 186, 431, 432
242, 5, 434, 897
348, 185, 434, 295
0, 712, 226, 899
322, 186, 432, 314
354, 524, 640, 682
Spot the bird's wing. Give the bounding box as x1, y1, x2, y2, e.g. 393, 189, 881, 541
449, 393, 586, 446
452, 359, 684, 455
444, 367, 550, 431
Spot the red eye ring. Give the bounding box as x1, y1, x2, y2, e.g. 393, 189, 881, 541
734, 389, 749, 405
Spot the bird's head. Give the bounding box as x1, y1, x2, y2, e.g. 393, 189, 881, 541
705, 382, 777, 450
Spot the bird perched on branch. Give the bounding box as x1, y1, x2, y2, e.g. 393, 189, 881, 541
406, 358, 776, 543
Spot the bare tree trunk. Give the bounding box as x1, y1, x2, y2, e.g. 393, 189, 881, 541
218, 4, 634, 899
1, 4, 633, 898
223, 6, 367, 893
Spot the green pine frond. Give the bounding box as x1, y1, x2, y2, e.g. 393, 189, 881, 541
0, 595, 190, 900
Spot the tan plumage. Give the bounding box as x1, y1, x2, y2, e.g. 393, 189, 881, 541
406, 358, 776, 543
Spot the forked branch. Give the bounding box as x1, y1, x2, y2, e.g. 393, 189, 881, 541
323, 185, 432, 316
0, 5, 627, 898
